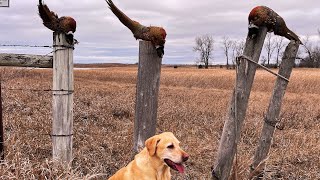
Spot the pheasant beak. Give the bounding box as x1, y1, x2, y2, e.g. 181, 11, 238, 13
65, 31, 75, 45
66, 31, 74, 35
248, 22, 259, 29
248, 22, 259, 38
155, 45, 164, 58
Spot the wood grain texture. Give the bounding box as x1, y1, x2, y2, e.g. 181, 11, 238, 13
0, 81, 3, 161
0, 53, 53, 68
133, 41, 162, 154
52, 32, 74, 163
250, 41, 300, 179
212, 27, 268, 180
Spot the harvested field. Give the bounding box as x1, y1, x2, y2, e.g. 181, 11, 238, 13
0, 67, 319, 179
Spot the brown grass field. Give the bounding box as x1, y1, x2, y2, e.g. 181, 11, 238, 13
0, 66, 319, 179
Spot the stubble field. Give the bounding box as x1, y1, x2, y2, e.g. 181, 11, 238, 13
0, 66, 319, 179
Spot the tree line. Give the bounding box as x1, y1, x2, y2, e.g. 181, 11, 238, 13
193, 29, 320, 69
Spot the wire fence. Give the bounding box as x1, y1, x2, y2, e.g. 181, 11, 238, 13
0, 43, 54, 56
0, 83, 74, 138
0, 44, 52, 48
0, 44, 56, 142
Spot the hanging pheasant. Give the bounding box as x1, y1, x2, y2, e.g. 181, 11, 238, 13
38, 0, 77, 45
248, 6, 302, 44
105, 0, 167, 58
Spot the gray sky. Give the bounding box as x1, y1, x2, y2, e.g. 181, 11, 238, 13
0, 0, 319, 64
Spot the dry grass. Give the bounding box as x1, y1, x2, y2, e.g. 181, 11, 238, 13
0, 67, 319, 179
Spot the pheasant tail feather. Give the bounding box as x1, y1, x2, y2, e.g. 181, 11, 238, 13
105, 0, 144, 34
38, 0, 59, 31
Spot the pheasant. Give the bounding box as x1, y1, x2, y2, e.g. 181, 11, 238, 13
38, 0, 77, 45
105, 0, 167, 58
248, 6, 301, 44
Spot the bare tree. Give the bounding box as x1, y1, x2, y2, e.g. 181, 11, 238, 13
264, 33, 276, 66
299, 36, 314, 67
298, 31, 320, 68
193, 35, 214, 69
296, 33, 319, 67
235, 40, 245, 57
230, 39, 245, 67
274, 37, 286, 67
222, 36, 233, 69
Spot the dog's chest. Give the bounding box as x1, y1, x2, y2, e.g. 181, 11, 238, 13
156, 168, 171, 180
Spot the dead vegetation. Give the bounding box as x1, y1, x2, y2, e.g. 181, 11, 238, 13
0, 67, 319, 179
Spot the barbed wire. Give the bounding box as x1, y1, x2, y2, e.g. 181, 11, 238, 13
0, 43, 54, 58
1, 87, 73, 92
0, 87, 74, 97
0, 44, 52, 48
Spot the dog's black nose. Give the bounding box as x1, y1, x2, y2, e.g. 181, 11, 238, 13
182, 154, 189, 162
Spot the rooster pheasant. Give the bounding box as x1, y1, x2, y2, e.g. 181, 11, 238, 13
248, 6, 301, 44
38, 0, 77, 45
105, 0, 167, 58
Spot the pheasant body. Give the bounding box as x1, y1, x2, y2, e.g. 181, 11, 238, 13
106, 0, 166, 58
248, 6, 301, 44
38, 0, 77, 44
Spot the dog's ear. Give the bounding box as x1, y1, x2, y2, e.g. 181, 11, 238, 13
145, 136, 161, 156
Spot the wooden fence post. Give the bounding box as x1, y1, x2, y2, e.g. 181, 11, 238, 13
0, 81, 4, 161
133, 41, 162, 154
249, 41, 299, 178
52, 32, 74, 163
212, 27, 268, 180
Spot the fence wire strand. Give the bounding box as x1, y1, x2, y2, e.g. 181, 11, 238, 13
0, 44, 52, 48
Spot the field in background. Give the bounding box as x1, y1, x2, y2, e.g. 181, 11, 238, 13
0, 66, 319, 179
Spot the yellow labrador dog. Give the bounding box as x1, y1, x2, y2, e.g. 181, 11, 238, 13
108, 132, 189, 180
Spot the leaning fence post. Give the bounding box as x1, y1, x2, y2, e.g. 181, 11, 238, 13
52, 32, 74, 163
133, 41, 162, 154
0, 81, 4, 161
249, 41, 299, 178
212, 27, 268, 180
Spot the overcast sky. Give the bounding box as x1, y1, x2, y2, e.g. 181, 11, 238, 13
0, 0, 319, 64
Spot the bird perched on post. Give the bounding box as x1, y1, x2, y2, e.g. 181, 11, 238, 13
248, 6, 302, 44
38, 0, 77, 45
105, 0, 167, 58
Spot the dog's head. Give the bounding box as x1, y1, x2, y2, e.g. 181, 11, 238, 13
145, 132, 189, 173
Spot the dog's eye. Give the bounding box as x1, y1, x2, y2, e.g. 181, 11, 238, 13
167, 144, 174, 149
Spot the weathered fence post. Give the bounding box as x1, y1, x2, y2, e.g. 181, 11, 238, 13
0, 53, 53, 68
52, 32, 74, 163
0, 81, 4, 161
133, 41, 162, 154
212, 27, 268, 180
249, 41, 299, 178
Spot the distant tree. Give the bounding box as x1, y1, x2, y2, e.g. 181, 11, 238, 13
260, 56, 267, 66
222, 36, 233, 69
193, 35, 214, 69
263, 33, 276, 66
230, 39, 245, 68
235, 40, 245, 58
298, 31, 320, 68
231, 41, 237, 66
274, 36, 286, 67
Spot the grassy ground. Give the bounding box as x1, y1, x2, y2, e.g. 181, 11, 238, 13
0, 67, 319, 179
